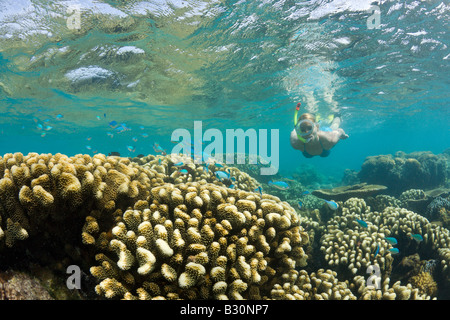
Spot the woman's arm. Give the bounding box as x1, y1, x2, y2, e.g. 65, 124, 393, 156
290, 129, 304, 151
319, 129, 348, 149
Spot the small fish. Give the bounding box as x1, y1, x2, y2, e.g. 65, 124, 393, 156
356, 219, 368, 228
141, 133, 149, 138
139, 126, 145, 130
229, 184, 235, 189
179, 169, 188, 175
173, 162, 184, 166
158, 158, 162, 164
389, 248, 400, 255
56, 114, 63, 119
107, 132, 114, 138
153, 143, 166, 154
215, 170, 230, 180
202, 163, 209, 173
86, 136, 92, 141
86, 145, 92, 150
385, 237, 398, 245
96, 115, 101, 120
284, 175, 296, 182
301, 191, 311, 196
36, 124, 43, 130
324, 200, 338, 210
254, 186, 263, 196
298, 201, 303, 210
127, 146, 136, 152
44, 125, 53, 131
410, 234, 423, 243
115, 125, 126, 133
40, 132, 46, 137
268, 181, 289, 190
108, 152, 120, 156
374, 244, 380, 258
132, 137, 138, 142
104, 113, 106, 118
109, 120, 118, 128
215, 163, 224, 168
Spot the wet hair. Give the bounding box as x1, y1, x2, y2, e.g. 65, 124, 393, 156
298, 113, 316, 133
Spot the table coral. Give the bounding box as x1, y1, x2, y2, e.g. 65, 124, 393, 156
86, 182, 310, 299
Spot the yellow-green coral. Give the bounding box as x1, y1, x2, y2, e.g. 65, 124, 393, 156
87, 182, 309, 299
352, 275, 432, 300
0, 152, 163, 248
132, 153, 259, 192
409, 272, 438, 297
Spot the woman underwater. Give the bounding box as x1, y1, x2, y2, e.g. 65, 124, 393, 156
290, 103, 349, 158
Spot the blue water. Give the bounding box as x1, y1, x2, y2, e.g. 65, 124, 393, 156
0, 0, 449, 184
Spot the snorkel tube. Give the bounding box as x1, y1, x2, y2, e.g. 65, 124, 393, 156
294, 103, 315, 143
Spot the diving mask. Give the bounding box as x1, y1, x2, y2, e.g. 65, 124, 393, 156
295, 119, 316, 143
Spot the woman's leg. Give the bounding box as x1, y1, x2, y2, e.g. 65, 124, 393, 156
330, 112, 342, 130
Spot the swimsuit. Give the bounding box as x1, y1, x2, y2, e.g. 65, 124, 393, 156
302, 138, 331, 158
302, 126, 332, 158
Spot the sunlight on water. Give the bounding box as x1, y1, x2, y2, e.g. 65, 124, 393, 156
0, 0, 449, 177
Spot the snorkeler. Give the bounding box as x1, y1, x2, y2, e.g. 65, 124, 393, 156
290, 103, 349, 158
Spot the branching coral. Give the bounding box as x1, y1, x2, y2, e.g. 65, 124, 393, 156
0, 152, 163, 248
1, 152, 449, 300
86, 182, 310, 299
313, 197, 450, 299
132, 154, 259, 192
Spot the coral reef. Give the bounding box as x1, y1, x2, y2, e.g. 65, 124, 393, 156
85, 182, 309, 299
426, 196, 450, 223
131, 153, 260, 193
0, 152, 163, 249
0, 270, 53, 300
299, 196, 450, 299
1, 151, 449, 300
408, 271, 438, 298
312, 183, 387, 201
358, 151, 447, 195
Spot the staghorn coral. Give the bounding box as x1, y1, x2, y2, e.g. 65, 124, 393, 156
86, 182, 310, 299
0, 152, 164, 248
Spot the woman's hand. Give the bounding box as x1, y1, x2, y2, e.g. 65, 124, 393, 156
338, 128, 349, 140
